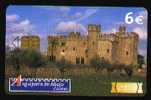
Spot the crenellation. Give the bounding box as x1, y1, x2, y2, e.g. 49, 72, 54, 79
21, 24, 139, 66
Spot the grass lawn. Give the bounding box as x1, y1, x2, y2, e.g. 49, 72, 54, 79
5, 73, 146, 96
59, 74, 146, 96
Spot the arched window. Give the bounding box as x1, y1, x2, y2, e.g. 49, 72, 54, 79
76, 57, 80, 64
73, 47, 75, 51
81, 57, 84, 64
92, 41, 95, 45
107, 49, 109, 53
126, 51, 129, 55
50, 55, 56, 61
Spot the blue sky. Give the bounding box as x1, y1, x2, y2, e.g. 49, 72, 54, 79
6, 6, 147, 57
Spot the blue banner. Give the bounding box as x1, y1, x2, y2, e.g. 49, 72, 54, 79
9, 76, 71, 93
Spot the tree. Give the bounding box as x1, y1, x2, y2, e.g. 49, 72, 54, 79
90, 56, 103, 72
55, 58, 71, 76
124, 64, 133, 77
114, 64, 133, 78
90, 56, 111, 73
5, 45, 11, 55
19, 49, 46, 68
6, 48, 46, 75
20, 49, 46, 77
138, 54, 145, 68
6, 48, 21, 70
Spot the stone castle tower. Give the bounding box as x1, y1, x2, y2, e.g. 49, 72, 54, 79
21, 24, 139, 66
87, 25, 100, 64
115, 26, 138, 65
21, 36, 40, 51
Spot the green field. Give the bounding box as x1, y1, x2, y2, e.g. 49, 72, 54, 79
59, 74, 146, 96
6, 73, 146, 96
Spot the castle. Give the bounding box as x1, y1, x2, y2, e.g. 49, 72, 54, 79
21, 24, 139, 66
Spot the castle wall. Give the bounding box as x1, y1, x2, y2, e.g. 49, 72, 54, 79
115, 33, 138, 65
63, 38, 87, 64
87, 25, 100, 63
129, 33, 139, 65
97, 40, 114, 63
47, 36, 66, 61
19, 24, 139, 67
21, 36, 40, 51
47, 34, 88, 64
57, 39, 79, 64
116, 37, 133, 65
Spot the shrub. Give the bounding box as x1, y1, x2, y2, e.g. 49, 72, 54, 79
20, 49, 46, 68
45, 60, 57, 68
6, 48, 46, 69
90, 56, 111, 72
55, 58, 71, 74
138, 54, 145, 68
5, 48, 21, 71
113, 64, 133, 77
124, 65, 133, 77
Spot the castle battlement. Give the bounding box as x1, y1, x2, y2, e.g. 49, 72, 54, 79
21, 24, 139, 66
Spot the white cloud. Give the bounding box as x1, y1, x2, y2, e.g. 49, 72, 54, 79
103, 27, 117, 34
55, 21, 87, 35
73, 9, 98, 22
6, 18, 35, 35
6, 35, 22, 49
6, 14, 36, 49
6, 14, 20, 22
33, 6, 97, 22
6, 31, 29, 49
138, 49, 147, 57
115, 22, 126, 26
133, 27, 147, 40
111, 28, 117, 33
74, 12, 82, 18
132, 10, 147, 41
14, 19, 35, 33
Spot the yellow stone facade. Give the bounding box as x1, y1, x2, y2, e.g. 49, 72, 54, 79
47, 24, 139, 65
20, 24, 139, 66
21, 36, 40, 51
